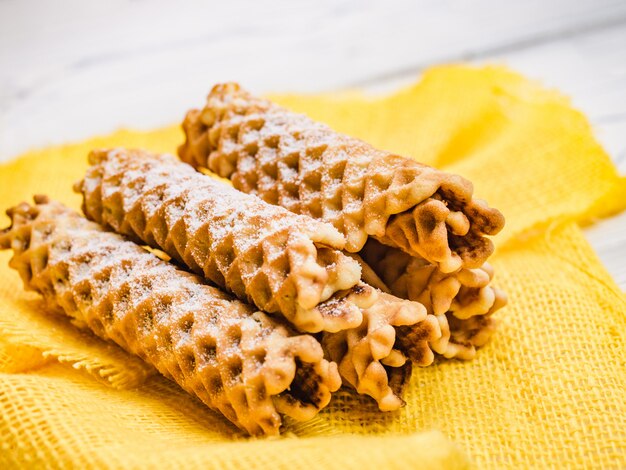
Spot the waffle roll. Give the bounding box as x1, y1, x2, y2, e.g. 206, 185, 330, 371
360, 239, 507, 360
0, 197, 342, 435
322, 292, 441, 411
178, 83, 505, 273
76, 148, 377, 334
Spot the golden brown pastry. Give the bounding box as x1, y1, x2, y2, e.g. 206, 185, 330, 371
77, 148, 444, 410
0, 197, 342, 436
322, 292, 440, 411
360, 239, 507, 360
76, 148, 377, 334
179, 83, 504, 273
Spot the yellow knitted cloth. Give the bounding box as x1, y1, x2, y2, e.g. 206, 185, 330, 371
1, 65, 625, 469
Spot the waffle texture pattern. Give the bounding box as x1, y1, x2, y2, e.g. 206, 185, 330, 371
0, 198, 341, 436
77, 148, 374, 334
77, 148, 437, 410
1, 66, 625, 469
178, 84, 506, 359
179, 83, 504, 273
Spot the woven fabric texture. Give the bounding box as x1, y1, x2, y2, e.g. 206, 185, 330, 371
1, 65, 625, 469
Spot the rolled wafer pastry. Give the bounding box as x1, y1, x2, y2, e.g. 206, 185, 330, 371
322, 292, 441, 411
0, 197, 342, 436
347, 252, 446, 364
76, 148, 377, 334
77, 149, 438, 409
179, 83, 505, 273
360, 239, 507, 359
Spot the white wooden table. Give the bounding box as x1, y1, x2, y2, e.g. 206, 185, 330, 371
1, 0, 624, 287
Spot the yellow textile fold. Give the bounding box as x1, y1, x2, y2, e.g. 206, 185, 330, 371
0, 65, 625, 469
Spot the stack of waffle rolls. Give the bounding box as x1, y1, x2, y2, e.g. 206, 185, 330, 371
0, 197, 342, 436
2, 83, 507, 434
178, 83, 507, 360
76, 148, 442, 411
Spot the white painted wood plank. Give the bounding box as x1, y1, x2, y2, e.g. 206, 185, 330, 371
2, 0, 626, 159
